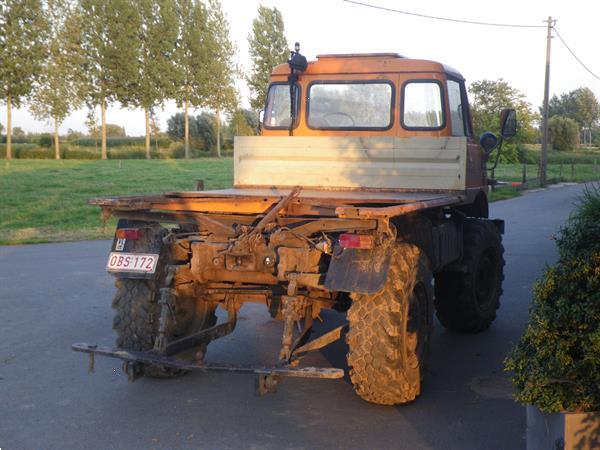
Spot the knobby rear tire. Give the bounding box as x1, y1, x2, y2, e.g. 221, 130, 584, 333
112, 277, 217, 378
346, 243, 434, 405
434, 219, 505, 333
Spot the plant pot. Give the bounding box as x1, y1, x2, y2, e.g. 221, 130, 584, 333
526, 405, 600, 449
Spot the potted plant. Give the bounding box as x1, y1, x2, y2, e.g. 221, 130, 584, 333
505, 185, 600, 449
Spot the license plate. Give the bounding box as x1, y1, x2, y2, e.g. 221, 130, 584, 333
106, 252, 159, 273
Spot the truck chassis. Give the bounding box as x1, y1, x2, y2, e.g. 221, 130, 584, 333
73, 185, 503, 400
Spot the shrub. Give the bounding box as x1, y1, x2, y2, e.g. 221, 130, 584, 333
488, 142, 526, 164
38, 134, 52, 147
63, 148, 100, 160
506, 184, 600, 413
0, 143, 37, 157
547, 152, 600, 165
549, 116, 580, 151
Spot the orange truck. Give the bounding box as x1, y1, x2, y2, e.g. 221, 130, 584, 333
73, 47, 516, 405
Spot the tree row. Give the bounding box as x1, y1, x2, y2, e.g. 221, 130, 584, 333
0, 0, 289, 159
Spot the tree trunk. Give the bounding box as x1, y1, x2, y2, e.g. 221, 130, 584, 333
101, 98, 107, 160
144, 108, 151, 159
6, 95, 12, 160
54, 117, 60, 159
184, 97, 189, 159
216, 108, 221, 158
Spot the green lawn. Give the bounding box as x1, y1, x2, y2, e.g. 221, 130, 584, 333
489, 162, 600, 202
493, 162, 600, 183
2, 159, 598, 245
0, 159, 233, 244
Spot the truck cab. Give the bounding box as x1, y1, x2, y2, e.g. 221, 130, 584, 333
235, 53, 488, 216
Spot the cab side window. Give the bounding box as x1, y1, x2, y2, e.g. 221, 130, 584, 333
401, 81, 444, 130
447, 80, 465, 136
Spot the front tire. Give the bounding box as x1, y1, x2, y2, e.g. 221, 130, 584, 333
346, 243, 434, 405
434, 219, 504, 333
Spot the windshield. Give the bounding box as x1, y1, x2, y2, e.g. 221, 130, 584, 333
264, 83, 299, 129
307, 82, 393, 129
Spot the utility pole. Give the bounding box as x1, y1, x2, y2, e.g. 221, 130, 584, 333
540, 16, 555, 188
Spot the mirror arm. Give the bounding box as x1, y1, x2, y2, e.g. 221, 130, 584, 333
487, 136, 504, 172
288, 70, 298, 137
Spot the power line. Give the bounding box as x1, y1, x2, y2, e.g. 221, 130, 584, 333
342, 0, 545, 28
343, 1, 599, 83
552, 27, 600, 81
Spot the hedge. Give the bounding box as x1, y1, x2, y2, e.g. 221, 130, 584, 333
71, 137, 172, 148
506, 184, 600, 413
0, 143, 223, 159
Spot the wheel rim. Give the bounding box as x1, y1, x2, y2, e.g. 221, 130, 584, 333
406, 283, 428, 369
475, 249, 498, 309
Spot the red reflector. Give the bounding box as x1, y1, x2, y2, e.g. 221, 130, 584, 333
339, 234, 374, 249
116, 228, 141, 240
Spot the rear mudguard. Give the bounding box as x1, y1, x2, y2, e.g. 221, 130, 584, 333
324, 244, 393, 295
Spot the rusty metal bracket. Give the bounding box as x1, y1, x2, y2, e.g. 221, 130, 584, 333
249, 186, 301, 235
164, 304, 237, 357
255, 374, 280, 396
291, 324, 348, 358
225, 187, 303, 257
279, 274, 311, 362
154, 287, 177, 353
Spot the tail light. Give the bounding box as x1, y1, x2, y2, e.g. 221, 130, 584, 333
339, 233, 374, 249
116, 228, 141, 240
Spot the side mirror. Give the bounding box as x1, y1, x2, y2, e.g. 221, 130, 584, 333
479, 131, 498, 153
500, 108, 517, 138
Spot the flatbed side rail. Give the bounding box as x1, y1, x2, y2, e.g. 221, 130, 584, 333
335, 196, 463, 218
89, 191, 465, 220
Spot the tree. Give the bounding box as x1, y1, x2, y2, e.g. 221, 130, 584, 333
174, 0, 210, 158
547, 88, 600, 145
228, 108, 259, 136
66, 128, 84, 140
0, 122, 3, 137
85, 109, 99, 151
166, 112, 216, 152
77, 0, 140, 159
469, 79, 538, 144
204, 0, 238, 157
149, 108, 161, 154
247, 6, 288, 111
548, 116, 579, 151
0, 0, 47, 159
12, 127, 26, 142
132, 0, 178, 159
88, 123, 126, 137
29, 0, 81, 159
195, 112, 217, 151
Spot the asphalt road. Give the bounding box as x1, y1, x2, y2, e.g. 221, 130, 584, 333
0, 184, 588, 450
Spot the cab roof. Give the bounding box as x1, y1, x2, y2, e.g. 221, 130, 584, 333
271, 53, 464, 80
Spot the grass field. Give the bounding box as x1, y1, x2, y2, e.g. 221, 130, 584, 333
0, 159, 233, 244
1, 159, 598, 245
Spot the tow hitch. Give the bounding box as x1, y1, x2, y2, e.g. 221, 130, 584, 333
72, 343, 344, 394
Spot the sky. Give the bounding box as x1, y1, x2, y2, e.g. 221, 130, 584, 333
1, 0, 599, 136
